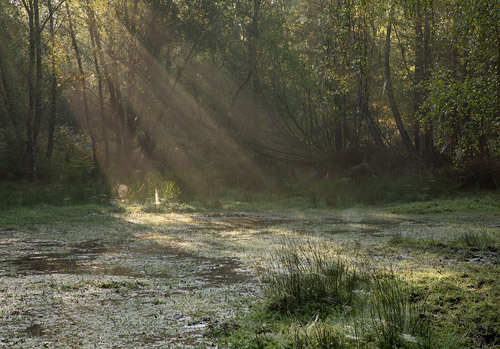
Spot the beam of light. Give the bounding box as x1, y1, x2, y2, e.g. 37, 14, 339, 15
66, 1, 273, 198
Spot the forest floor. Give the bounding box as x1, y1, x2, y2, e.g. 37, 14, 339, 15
0, 196, 499, 348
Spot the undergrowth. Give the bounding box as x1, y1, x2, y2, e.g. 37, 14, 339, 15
0, 179, 110, 209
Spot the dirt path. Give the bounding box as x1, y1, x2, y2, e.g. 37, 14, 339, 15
1, 206, 498, 347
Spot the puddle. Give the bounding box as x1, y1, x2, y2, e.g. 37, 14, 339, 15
0, 239, 120, 276
0, 238, 250, 289
25, 324, 44, 337
8, 252, 79, 274
192, 214, 292, 230
190, 258, 249, 286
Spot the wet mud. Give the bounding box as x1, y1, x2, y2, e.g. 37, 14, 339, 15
0, 222, 254, 347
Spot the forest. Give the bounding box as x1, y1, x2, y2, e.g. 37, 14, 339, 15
1, 0, 500, 347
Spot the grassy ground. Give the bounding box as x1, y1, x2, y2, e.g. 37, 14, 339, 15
0, 189, 499, 347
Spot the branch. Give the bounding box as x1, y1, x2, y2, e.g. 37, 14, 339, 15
393, 25, 414, 86
20, 0, 30, 15
41, 0, 66, 31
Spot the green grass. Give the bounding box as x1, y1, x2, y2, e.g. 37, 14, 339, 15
0, 173, 480, 212
213, 174, 464, 211
0, 204, 124, 228
387, 194, 500, 214
263, 242, 367, 317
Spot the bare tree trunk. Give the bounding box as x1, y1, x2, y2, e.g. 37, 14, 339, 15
47, 0, 57, 159
123, 0, 140, 161
33, 0, 42, 147
249, 0, 261, 140
423, 14, 433, 157
413, 9, 424, 155
66, 2, 97, 163
25, 0, 37, 179
88, 13, 109, 167
385, 12, 414, 154
0, 47, 21, 140
354, 16, 385, 148
86, 1, 126, 171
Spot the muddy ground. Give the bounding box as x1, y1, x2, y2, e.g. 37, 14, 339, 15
0, 205, 499, 347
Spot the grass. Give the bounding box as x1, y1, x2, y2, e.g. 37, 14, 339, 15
218, 242, 440, 348
263, 242, 367, 316
0, 172, 474, 212
0, 204, 125, 228
207, 196, 500, 348
387, 194, 500, 214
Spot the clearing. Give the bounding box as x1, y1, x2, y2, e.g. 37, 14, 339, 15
0, 199, 499, 347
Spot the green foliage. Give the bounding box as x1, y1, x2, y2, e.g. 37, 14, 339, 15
127, 174, 181, 204
39, 126, 101, 181
422, 0, 500, 166
423, 69, 500, 165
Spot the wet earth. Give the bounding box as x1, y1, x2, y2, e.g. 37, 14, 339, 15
0, 211, 295, 348
1, 208, 497, 347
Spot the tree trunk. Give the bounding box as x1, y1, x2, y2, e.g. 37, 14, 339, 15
413, 10, 424, 155
423, 13, 433, 157
26, 0, 37, 179
66, 2, 97, 163
385, 12, 414, 154
124, 0, 140, 161
0, 47, 21, 140
249, 0, 261, 140
88, 12, 109, 166
87, 2, 126, 171
46, 0, 57, 159
33, 0, 42, 147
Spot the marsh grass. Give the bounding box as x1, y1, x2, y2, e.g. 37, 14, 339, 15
388, 194, 500, 214
369, 276, 431, 348
126, 175, 181, 204
264, 243, 367, 316
219, 174, 461, 211
458, 229, 498, 249
224, 242, 440, 348
291, 321, 348, 348
0, 204, 124, 228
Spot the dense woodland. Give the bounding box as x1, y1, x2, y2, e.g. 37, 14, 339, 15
1, 0, 499, 191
